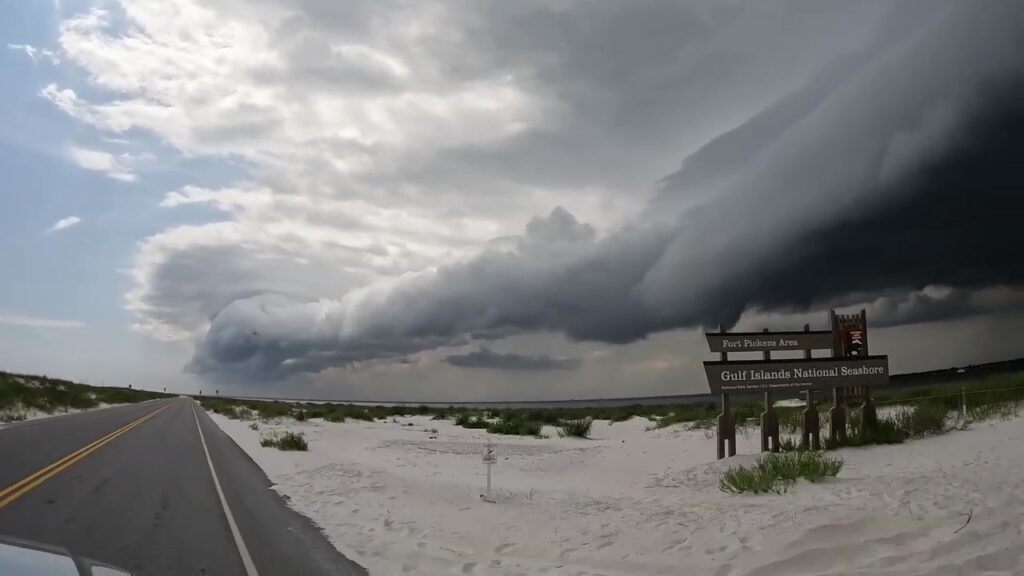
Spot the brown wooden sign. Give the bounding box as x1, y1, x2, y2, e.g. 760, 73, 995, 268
705, 330, 834, 353
704, 356, 889, 394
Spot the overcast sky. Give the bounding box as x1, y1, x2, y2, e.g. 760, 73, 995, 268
1, 0, 1021, 400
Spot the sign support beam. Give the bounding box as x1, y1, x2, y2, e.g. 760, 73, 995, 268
802, 390, 821, 450
760, 329, 780, 453
830, 386, 847, 445
716, 326, 735, 459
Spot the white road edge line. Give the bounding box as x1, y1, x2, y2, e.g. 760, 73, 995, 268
192, 402, 260, 576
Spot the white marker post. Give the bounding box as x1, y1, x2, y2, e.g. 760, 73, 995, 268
481, 441, 497, 503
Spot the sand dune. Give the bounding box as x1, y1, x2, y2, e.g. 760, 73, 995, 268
210, 412, 1024, 575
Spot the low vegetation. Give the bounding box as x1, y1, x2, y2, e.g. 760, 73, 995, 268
559, 417, 593, 438
1, 370, 172, 420
194, 372, 1024, 447
720, 452, 843, 494
827, 401, 966, 449
260, 431, 308, 451
454, 412, 489, 429
0, 363, 993, 454
487, 417, 543, 436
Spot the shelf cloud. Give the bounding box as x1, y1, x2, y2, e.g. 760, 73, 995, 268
44, 0, 1024, 388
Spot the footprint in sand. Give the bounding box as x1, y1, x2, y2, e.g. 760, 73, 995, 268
661, 539, 692, 553
705, 544, 728, 555
495, 543, 517, 555
460, 562, 478, 574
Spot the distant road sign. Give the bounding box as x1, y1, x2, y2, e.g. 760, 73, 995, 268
704, 356, 889, 394
705, 330, 834, 353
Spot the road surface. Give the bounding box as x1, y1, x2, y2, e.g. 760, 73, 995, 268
0, 397, 366, 576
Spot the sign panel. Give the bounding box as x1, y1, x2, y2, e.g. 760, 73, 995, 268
705, 331, 834, 353
483, 443, 497, 464
843, 325, 865, 357
704, 356, 889, 394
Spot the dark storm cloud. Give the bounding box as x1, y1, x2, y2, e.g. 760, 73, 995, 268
737, 88, 1024, 316
188, 0, 1024, 382
863, 287, 1024, 328
444, 348, 581, 371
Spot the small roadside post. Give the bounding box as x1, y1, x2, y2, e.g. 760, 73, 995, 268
481, 441, 497, 503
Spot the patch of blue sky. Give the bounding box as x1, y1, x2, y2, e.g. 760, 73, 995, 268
0, 0, 249, 332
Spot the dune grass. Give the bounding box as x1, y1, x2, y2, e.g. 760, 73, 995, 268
890, 403, 950, 436
558, 417, 593, 438
487, 417, 544, 436
720, 451, 843, 494
454, 412, 490, 429
260, 431, 308, 451
1, 371, 171, 416
180, 369, 1024, 453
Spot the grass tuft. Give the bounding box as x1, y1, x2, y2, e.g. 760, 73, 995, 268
720, 464, 784, 494
455, 413, 490, 429
720, 451, 842, 494
487, 417, 543, 436
558, 417, 592, 438
260, 431, 308, 451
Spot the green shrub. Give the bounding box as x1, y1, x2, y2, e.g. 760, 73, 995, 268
255, 403, 291, 420
969, 400, 1021, 421
720, 464, 785, 494
455, 413, 489, 429
210, 404, 244, 419
883, 403, 950, 438
761, 451, 842, 483
559, 417, 592, 438
609, 407, 640, 422
487, 418, 543, 436
260, 431, 308, 451
652, 413, 686, 429
686, 418, 715, 431
293, 409, 306, 422
720, 451, 842, 494
908, 403, 950, 436
778, 437, 800, 452
348, 409, 375, 422
1, 408, 28, 423
776, 409, 804, 434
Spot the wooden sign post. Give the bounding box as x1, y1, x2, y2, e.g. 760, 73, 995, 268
802, 389, 821, 450
760, 329, 780, 452
716, 326, 736, 459
829, 386, 847, 444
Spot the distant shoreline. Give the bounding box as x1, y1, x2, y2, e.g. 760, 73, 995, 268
216, 356, 1024, 408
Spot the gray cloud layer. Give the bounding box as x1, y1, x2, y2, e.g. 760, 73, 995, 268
187, 0, 1024, 383
444, 348, 581, 371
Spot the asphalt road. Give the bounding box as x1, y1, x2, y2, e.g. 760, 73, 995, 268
0, 397, 366, 576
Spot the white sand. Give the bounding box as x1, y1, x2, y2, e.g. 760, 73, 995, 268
210, 412, 1024, 576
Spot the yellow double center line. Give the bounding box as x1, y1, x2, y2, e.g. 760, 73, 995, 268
0, 403, 171, 510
